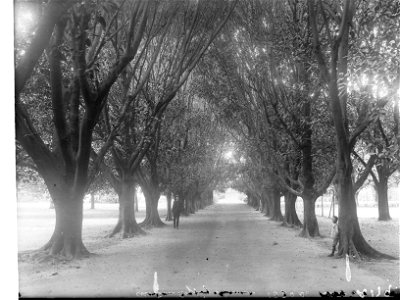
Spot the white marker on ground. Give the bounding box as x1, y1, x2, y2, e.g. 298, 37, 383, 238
345, 254, 351, 282
153, 271, 159, 293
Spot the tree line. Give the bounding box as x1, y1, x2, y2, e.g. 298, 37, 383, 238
15, 0, 399, 260
198, 0, 399, 259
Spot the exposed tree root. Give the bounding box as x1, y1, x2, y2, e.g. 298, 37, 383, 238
269, 214, 284, 222
139, 218, 166, 229
283, 215, 302, 228
337, 237, 397, 261
280, 221, 302, 229
298, 228, 310, 238
19, 240, 91, 263
298, 226, 320, 238
38, 234, 91, 260
280, 220, 291, 227
108, 220, 146, 238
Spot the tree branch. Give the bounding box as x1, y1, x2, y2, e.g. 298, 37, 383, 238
352, 151, 378, 185
15, 0, 75, 98
353, 154, 376, 192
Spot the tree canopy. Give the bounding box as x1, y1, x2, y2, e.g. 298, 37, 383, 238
15, 0, 399, 261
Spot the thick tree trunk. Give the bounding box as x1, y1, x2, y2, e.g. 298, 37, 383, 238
260, 194, 267, 215
336, 160, 394, 259
283, 192, 302, 227
299, 196, 320, 237
262, 188, 272, 217
109, 178, 145, 238
206, 189, 213, 206
183, 190, 196, 215
248, 193, 259, 210
41, 191, 89, 260
140, 187, 165, 228
198, 192, 206, 210
181, 196, 189, 216
375, 174, 391, 221
308, 0, 395, 259
263, 195, 271, 217
188, 197, 195, 214
269, 189, 283, 221
165, 191, 173, 221
193, 191, 201, 212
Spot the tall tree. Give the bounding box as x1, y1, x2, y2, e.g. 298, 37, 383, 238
308, 0, 398, 258
98, 0, 237, 237
16, 0, 153, 259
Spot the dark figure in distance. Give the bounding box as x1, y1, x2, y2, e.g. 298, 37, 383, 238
172, 199, 183, 229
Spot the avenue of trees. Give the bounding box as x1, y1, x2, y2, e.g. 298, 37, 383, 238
15, 0, 399, 260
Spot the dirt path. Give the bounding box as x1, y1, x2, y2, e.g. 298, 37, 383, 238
19, 202, 397, 297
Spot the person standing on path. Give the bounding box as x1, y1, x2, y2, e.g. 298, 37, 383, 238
328, 216, 340, 257
172, 197, 183, 229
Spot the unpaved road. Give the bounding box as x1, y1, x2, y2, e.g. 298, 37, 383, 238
19, 202, 398, 297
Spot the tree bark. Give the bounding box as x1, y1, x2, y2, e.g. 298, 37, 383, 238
165, 191, 173, 221
198, 191, 206, 210
206, 189, 213, 206
283, 192, 302, 227
194, 191, 202, 211
335, 162, 394, 259
188, 197, 196, 214
375, 173, 391, 221
183, 190, 196, 215
140, 185, 165, 228
308, 0, 394, 259
268, 188, 283, 221
41, 188, 89, 260
180, 196, 189, 216
299, 195, 320, 237
247, 192, 259, 210
261, 191, 268, 215
109, 177, 145, 238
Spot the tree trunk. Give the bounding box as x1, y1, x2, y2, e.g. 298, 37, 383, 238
308, 0, 394, 259
260, 193, 267, 215
165, 191, 173, 221
183, 190, 196, 215
208, 189, 213, 205
134, 188, 139, 212
181, 196, 189, 216
90, 193, 95, 209
109, 178, 145, 238
335, 161, 394, 259
188, 197, 195, 214
250, 195, 257, 209
375, 175, 391, 221
193, 191, 201, 212
262, 188, 272, 217
283, 192, 302, 227
248, 193, 259, 210
41, 190, 89, 260
269, 189, 283, 221
140, 187, 165, 228
299, 196, 320, 237
198, 192, 206, 210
